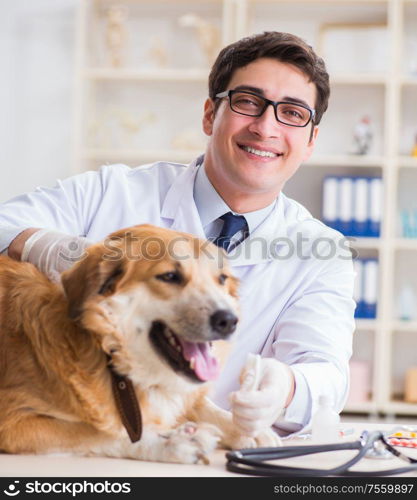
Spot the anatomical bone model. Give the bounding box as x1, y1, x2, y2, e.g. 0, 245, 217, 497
105, 5, 129, 67
178, 13, 220, 66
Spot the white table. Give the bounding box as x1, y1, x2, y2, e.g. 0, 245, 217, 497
1, 423, 416, 477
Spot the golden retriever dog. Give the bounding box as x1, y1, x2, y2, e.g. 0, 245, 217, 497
0, 224, 280, 464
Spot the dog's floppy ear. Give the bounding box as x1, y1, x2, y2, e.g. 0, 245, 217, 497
61, 248, 125, 321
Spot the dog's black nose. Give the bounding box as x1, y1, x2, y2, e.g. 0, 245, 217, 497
210, 310, 238, 336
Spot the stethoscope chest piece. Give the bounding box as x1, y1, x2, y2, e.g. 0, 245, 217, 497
365, 442, 394, 460
362, 430, 394, 460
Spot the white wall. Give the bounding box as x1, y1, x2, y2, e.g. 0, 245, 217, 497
0, 0, 76, 203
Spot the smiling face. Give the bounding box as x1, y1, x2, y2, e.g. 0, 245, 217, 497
203, 58, 319, 212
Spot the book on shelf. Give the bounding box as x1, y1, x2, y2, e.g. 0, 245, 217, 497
322, 175, 382, 238
354, 258, 378, 319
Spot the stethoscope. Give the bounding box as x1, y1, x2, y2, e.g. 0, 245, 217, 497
225, 430, 417, 477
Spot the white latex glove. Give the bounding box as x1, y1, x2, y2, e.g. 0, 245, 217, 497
21, 229, 92, 282
229, 355, 294, 437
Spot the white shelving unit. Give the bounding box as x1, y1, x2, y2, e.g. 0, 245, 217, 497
73, 0, 417, 418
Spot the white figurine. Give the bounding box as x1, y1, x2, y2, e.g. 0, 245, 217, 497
353, 115, 373, 155
178, 13, 220, 66
148, 36, 168, 68
412, 133, 417, 158
105, 5, 128, 67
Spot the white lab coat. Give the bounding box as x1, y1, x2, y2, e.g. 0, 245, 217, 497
0, 158, 355, 435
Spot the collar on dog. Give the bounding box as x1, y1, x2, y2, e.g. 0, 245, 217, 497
108, 362, 142, 443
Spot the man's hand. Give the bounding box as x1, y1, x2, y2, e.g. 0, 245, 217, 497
8, 228, 40, 260
20, 229, 92, 282
229, 356, 294, 437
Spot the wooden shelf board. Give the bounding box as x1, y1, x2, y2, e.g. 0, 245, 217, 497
348, 237, 382, 249
383, 401, 417, 415
342, 401, 379, 414
401, 77, 417, 86
391, 321, 417, 332
355, 319, 380, 330
394, 239, 417, 250
83, 68, 209, 82
306, 154, 384, 167
331, 74, 387, 85
253, 0, 389, 3
398, 156, 417, 168
82, 148, 201, 164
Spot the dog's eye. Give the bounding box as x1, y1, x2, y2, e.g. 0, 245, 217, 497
98, 267, 124, 295
156, 271, 183, 284
219, 274, 228, 285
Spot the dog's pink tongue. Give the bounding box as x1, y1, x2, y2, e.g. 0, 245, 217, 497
178, 340, 220, 381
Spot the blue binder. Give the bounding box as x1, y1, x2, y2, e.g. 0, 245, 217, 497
322, 176, 339, 231
368, 177, 382, 237
321, 176, 382, 238
352, 177, 369, 237
362, 258, 378, 319
353, 257, 378, 319
353, 258, 365, 318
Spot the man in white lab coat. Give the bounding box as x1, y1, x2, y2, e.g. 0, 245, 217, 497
0, 32, 355, 437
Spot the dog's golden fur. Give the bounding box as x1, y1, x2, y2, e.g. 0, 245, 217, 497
0, 224, 280, 463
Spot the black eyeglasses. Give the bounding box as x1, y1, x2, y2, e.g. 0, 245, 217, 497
215, 89, 315, 128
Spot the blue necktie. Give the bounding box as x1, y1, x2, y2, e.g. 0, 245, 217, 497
213, 212, 248, 252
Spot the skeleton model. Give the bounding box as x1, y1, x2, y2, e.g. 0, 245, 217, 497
353, 115, 373, 155
178, 13, 220, 66
105, 5, 128, 67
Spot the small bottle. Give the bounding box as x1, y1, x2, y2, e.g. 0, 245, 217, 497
397, 285, 416, 321
311, 395, 340, 443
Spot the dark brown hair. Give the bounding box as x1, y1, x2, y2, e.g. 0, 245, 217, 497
208, 31, 330, 125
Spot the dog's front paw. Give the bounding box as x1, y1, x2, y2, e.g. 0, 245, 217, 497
228, 428, 282, 450
160, 422, 220, 464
